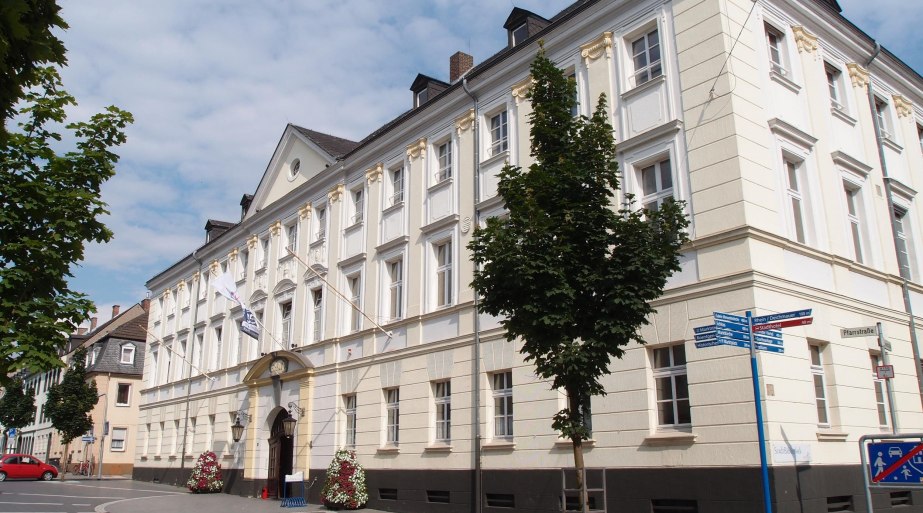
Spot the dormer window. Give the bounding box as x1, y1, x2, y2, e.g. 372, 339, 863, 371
415, 89, 429, 108
503, 8, 549, 48
121, 343, 136, 364
511, 23, 529, 45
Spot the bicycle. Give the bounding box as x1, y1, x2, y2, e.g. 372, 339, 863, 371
71, 461, 93, 476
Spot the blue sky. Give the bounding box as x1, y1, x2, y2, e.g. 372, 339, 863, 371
54, 0, 923, 326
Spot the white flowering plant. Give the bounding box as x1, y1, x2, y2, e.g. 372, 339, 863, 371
186, 451, 224, 493
321, 449, 368, 510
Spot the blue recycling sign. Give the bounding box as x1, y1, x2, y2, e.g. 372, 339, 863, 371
868, 442, 923, 485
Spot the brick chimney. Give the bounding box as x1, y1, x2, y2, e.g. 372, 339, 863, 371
90, 317, 98, 332
112, 304, 120, 318
450, 51, 474, 82
77, 327, 88, 335
141, 298, 151, 311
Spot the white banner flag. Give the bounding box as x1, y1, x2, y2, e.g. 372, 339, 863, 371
211, 271, 239, 302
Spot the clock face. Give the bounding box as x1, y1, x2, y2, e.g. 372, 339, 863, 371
270, 358, 287, 375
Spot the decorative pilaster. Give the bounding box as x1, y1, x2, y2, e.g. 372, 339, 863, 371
328, 184, 345, 203
209, 260, 220, 275
365, 163, 383, 184
893, 95, 913, 118
511, 76, 533, 105
791, 26, 818, 54
847, 63, 870, 88
270, 220, 282, 237
406, 138, 427, 161
247, 234, 258, 249
455, 109, 475, 135
299, 203, 312, 220
177, 280, 186, 292
580, 31, 613, 66
228, 247, 238, 262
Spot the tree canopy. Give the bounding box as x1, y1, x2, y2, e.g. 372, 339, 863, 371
0, 378, 36, 431
469, 45, 689, 510
0, 66, 133, 383
45, 348, 98, 445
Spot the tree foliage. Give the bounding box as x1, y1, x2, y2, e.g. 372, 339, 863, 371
469, 46, 689, 510
0, 378, 35, 430
0, 0, 68, 139
45, 348, 98, 445
0, 66, 133, 383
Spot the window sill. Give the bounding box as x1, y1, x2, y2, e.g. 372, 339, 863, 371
831, 106, 857, 126
770, 69, 801, 94
643, 431, 696, 446
816, 430, 848, 442
184, 454, 194, 460
140, 456, 148, 461
309, 238, 326, 250
554, 439, 596, 449
377, 446, 400, 455
222, 454, 234, 460
480, 150, 509, 167
382, 201, 404, 216
153, 456, 162, 461
482, 440, 515, 450
344, 221, 364, 235
882, 136, 903, 153
424, 444, 453, 453
278, 252, 294, 264
428, 177, 453, 194
622, 73, 665, 101
168, 455, 177, 461
376, 235, 409, 255
115, 403, 129, 407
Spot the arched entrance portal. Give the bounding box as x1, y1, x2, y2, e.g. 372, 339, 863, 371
267, 410, 293, 499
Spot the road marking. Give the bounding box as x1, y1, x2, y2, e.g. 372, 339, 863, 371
16, 492, 118, 499
0, 501, 64, 505
95, 494, 178, 513
61, 482, 184, 494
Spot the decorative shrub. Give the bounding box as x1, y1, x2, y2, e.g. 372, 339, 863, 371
321, 449, 368, 510
186, 451, 224, 493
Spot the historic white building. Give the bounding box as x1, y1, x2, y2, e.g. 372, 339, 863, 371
136, 0, 923, 511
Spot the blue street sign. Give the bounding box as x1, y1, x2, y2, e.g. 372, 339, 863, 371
7, 428, 15, 437
694, 325, 716, 334
717, 338, 751, 349
715, 319, 749, 333
867, 442, 923, 485
695, 332, 718, 342
754, 343, 784, 353
751, 309, 812, 325
695, 340, 720, 348
714, 311, 747, 324
753, 333, 783, 346
716, 328, 751, 342
81, 435, 95, 443
758, 329, 783, 340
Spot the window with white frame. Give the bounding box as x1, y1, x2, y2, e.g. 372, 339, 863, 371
870, 353, 888, 427
280, 300, 293, 346
314, 205, 327, 241
844, 182, 866, 263
631, 27, 662, 86
116, 383, 130, 406
825, 63, 845, 112
192, 331, 203, 376
765, 23, 789, 76
492, 371, 513, 439
875, 97, 894, 141
310, 287, 324, 342
385, 388, 399, 446
784, 156, 808, 244
894, 206, 914, 280
206, 414, 215, 449
239, 248, 249, 280
489, 110, 509, 157
348, 273, 362, 332
254, 309, 265, 354
284, 222, 298, 256
388, 166, 404, 206
652, 344, 689, 426
199, 271, 209, 299
110, 427, 127, 451
120, 343, 136, 364
387, 258, 403, 321
810, 344, 829, 425
187, 417, 196, 453
259, 236, 270, 269
345, 394, 357, 447
434, 380, 451, 443
917, 123, 923, 154
435, 140, 453, 182
211, 326, 223, 371
163, 343, 173, 383
349, 187, 364, 226
434, 240, 453, 308
150, 346, 159, 386
511, 22, 529, 46
157, 421, 164, 456
568, 71, 579, 117
638, 157, 673, 212
172, 420, 180, 455
143, 423, 150, 456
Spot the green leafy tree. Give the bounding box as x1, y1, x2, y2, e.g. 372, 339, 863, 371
45, 348, 98, 480
469, 45, 689, 512
0, 66, 133, 383
0, 378, 36, 450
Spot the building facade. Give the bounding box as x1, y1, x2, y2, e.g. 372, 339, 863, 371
136, 0, 923, 511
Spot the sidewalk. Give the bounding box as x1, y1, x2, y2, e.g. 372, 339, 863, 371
97, 479, 394, 513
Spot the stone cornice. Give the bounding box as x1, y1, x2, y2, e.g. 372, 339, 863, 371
847, 63, 869, 88
455, 109, 475, 135
299, 202, 312, 220
366, 163, 384, 184
580, 31, 613, 65
328, 184, 345, 203
406, 138, 427, 161
511, 76, 533, 105
893, 94, 913, 117
791, 26, 818, 54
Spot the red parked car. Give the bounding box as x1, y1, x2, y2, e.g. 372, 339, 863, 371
0, 453, 58, 481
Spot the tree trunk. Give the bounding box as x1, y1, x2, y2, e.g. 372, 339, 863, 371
571, 438, 588, 513
60, 442, 70, 481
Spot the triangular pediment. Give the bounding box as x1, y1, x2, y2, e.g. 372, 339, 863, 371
245, 124, 358, 221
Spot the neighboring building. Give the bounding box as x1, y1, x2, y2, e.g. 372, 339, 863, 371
136, 0, 923, 511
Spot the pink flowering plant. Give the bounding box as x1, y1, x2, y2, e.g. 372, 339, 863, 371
186, 451, 224, 493
321, 449, 368, 510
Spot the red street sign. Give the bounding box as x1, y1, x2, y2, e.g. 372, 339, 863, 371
752, 317, 813, 332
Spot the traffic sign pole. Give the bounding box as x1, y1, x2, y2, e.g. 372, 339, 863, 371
878, 322, 899, 434
748, 311, 773, 513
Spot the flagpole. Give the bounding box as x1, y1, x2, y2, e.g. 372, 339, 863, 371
286, 247, 392, 339
212, 268, 293, 353
140, 325, 216, 381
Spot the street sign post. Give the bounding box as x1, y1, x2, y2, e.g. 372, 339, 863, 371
751, 309, 812, 325
752, 317, 813, 332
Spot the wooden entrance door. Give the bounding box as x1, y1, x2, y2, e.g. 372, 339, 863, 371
267, 410, 294, 499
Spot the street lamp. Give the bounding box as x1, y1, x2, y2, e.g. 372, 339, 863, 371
231, 411, 251, 443
282, 402, 304, 438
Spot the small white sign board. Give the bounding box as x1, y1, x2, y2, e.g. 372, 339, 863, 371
876, 365, 895, 380
772, 442, 812, 464
841, 326, 878, 338
285, 471, 303, 482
